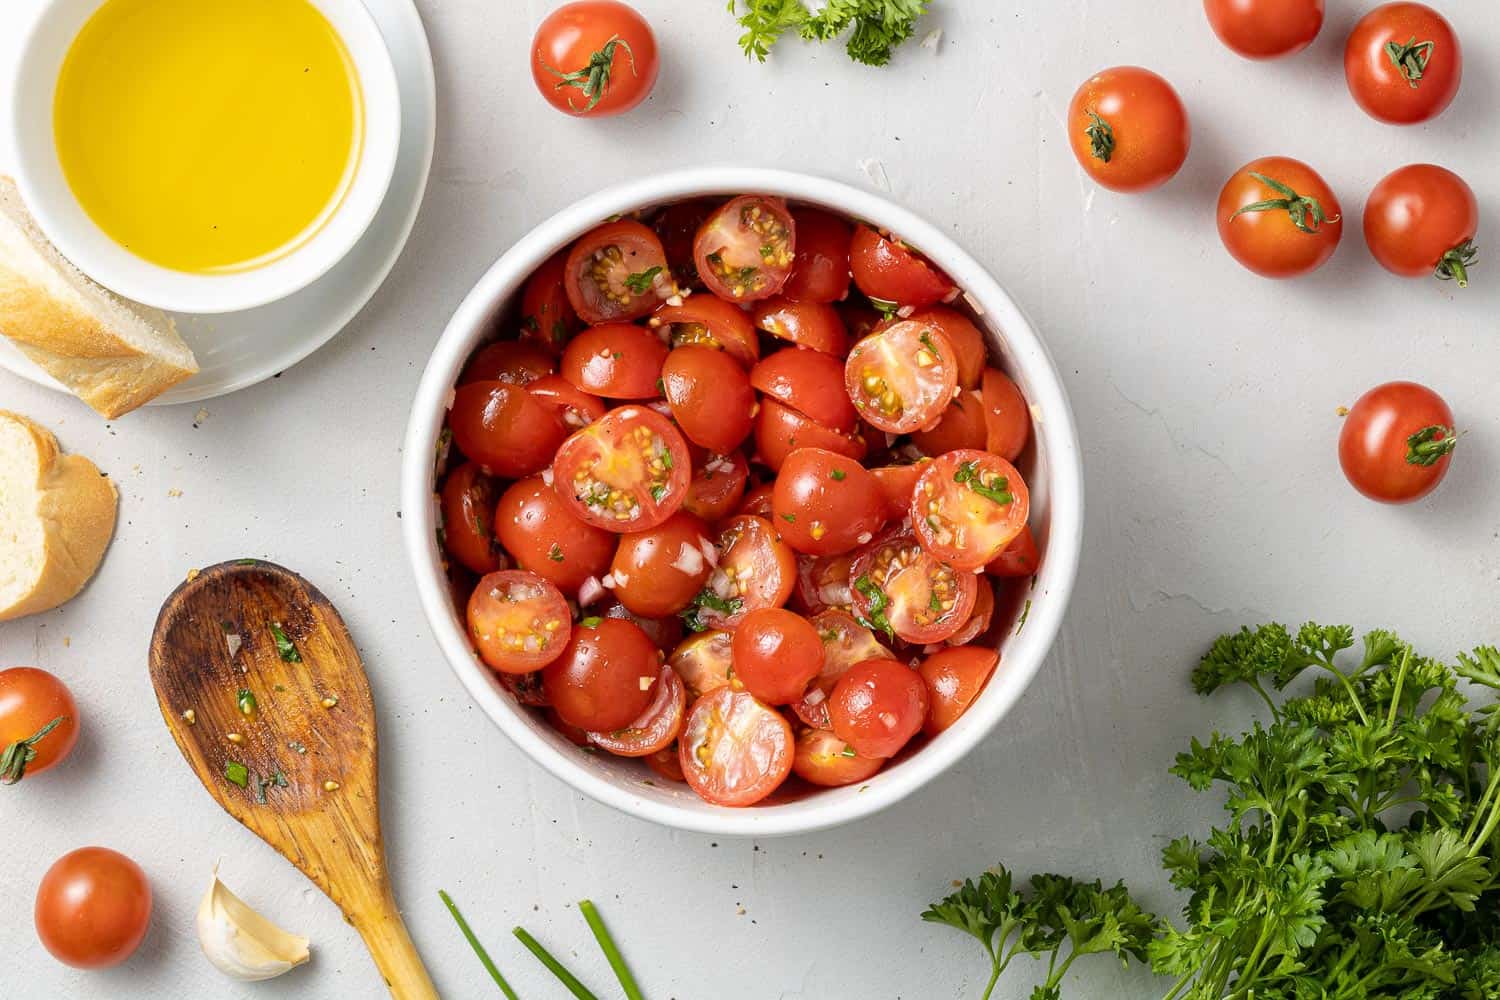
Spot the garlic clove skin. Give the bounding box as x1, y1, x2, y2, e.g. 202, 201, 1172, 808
196, 871, 311, 981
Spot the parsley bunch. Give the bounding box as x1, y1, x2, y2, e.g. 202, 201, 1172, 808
925, 623, 1500, 999
728, 0, 931, 67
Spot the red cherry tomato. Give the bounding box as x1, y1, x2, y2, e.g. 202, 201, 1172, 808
1345, 2, 1460, 124
519, 250, 581, 351
682, 451, 749, 522
912, 390, 988, 456
1204, 0, 1323, 59
611, 510, 716, 617
668, 629, 735, 701
1363, 164, 1478, 286
850, 529, 978, 645
751, 348, 859, 433
793, 552, 857, 617
646, 744, 686, 782
450, 381, 566, 478
34, 847, 151, 969
736, 480, 777, 520
731, 607, 825, 706
828, 659, 928, 759
599, 599, 685, 654
1067, 66, 1191, 193
945, 579, 995, 647
468, 571, 573, 674
560, 323, 669, 399
905, 308, 987, 389
543, 617, 661, 731
781, 208, 852, 303
526, 374, 606, 431
459, 340, 557, 386
530, 1, 659, 118
771, 448, 886, 556
752, 298, 849, 356
654, 200, 716, 287
565, 220, 673, 324
1339, 381, 1457, 504
693, 195, 796, 303
845, 322, 958, 435
547, 708, 592, 746
648, 297, 760, 368
791, 727, 885, 787
754, 399, 868, 473
692, 515, 796, 629
661, 345, 757, 453
495, 475, 616, 593
499, 670, 549, 707
552, 405, 690, 532
849, 226, 956, 309
678, 687, 794, 806
980, 369, 1033, 462
587, 665, 684, 756
919, 646, 999, 736
986, 525, 1041, 578
912, 450, 1030, 572
440, 462, 502, 575
792, 610, 892, 729
1217, 157, 1342, 278
870, 461, 930, 522
0, 667, 78, 784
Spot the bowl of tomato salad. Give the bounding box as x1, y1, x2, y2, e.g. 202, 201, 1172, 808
401, 168, 1082, 836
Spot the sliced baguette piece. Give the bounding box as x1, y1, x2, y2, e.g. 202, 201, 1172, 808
0, 411, 118, 621
0, 176, 197, 419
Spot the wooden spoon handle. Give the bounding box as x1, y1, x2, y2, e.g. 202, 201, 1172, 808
352, 887, 440, 999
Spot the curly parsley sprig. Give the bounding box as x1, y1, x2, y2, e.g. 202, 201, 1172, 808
728, 0, 931, 67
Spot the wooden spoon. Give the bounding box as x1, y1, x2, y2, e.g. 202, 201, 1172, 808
149, 559, 438, 999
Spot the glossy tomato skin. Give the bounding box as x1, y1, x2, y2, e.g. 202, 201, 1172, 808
695, 515, 797, 629
731, 607, 826, 705
752, 298, 849, 356
1339, 381, 1457, 504
0, 667, 78, 783
1068, 67, 1190, 193
530, 1, 659, 117
870, 462, 929, 522
560, 323, 669, 398
912, 449, 1031, 571
661, 345, 756, 453
526, 374, 607, 431
919, 646, 999, 736
611, 510, 715, 617
736, 480, 776, 520
587, 665, 685, 757
849, 226, 956, 308
649, 297, 760, 368
459, 340, 557, 386
667, 629, 735, 701
1217, 157, 1342, 278
791, 727, 885, 787
645, 744, 686, 781
1363, 165, 1478, 285
771, 448, 886, 556
654, 200, 716, 287
678, 687, 794, 806
543, 617, 662, 731
912, 390, 988, 456
792, 551, 856, 616
552, 405, 691, 532
781, 208, 852, 303
986, 525, 1041, 578
440, 462, 503, 575
1345, 3, 1461, 125
682, 452, 748, 522
519, 251, 581, 351
565, 220, 672, 324
905, 308, 987, 389
791, 610, 892, 728
468, 570, 573, 673
1204, 0, 1324, 59
35, 847, 151, 969
829, 659, 928, 759
980, 369, 1033, 461
752, 348, 859, 433
694, 196, 796, 302
450, 381, 567, 478
495, 475, 616, 592
845, 322, 958, 435
754, 399, 868, 473
945, 578, 996, 647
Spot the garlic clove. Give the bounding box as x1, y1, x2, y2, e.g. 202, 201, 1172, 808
196, 870, 311, 981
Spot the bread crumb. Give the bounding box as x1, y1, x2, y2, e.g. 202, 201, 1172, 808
63, 637, 71, 647
167, 488, 183, 498
1336, 406, 1349, 417
187, 568, 200, 581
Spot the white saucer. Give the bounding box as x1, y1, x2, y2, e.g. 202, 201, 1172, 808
0, 0, 436, 405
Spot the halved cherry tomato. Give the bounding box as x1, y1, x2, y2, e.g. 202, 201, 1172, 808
781, 208, 852, 303
986, 525, 1040, 578
678, 687, 794, 806
912, 390, 988, 455
683, 452, 749, 522
1339, 380, 1457, 504
752, 298, 849, 356
565, 220, 673, 324
912, 450, 1030, 571
542, 617, 661, 731
849, 225, 956, 309
530, 1, 659, 118
611, 510, 715, 617
791, 609, 891, 728
1363, 164, 1477, 286
980, 369, 1032, 462
667, 629, 734, 701
736, 480, 776, 520
661, 345, 756, 453
519, 250, 581, 351
828, 658, 928, 759
646, 744, 686, 781
587, 665, 685, 756
499, 670, 549, 706
1204, 0, 1323, 59
919, 646, 999, 736
791, 727, 884, 787
450, 381, 566, 478
34, 847, 151, 969
599, 599, 684, 654
1217, 157, 1342, 278
751, 348, 859, 433
495, 475, 616, 592
648, 297, 760, 368
771, 448, 886, 556
560, 323, 669, 399
694, 195, 796, 302
691, 515, 796, 629
1067, 66, 1191, 193
870, 461, 930, 522
945, 580, 995, 647
0, 667, 78, 784
440, 462, 502, 575
526, 374, 606, 430
904, 308, 987, 389
654, 200, 716, 287
845, 322, 958, 434
754, 400, 868, 473
850, 530, 978, 645
553, 406, 690, 531
468, 570, 573, 674
460, 340, 557, 386
793, 552, 856, 617
732, 607, 825, 705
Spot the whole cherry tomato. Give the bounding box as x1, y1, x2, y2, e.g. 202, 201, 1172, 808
1217, 157, 1342, 278
1363, 164, 1477, 287
829, 659, 928, 759
543, 617, 662, 731
1345, 3, 1461, 125
35, 847, 151, 969
0, 667, 79, 784
1339, 381, 1457, 504
1204, 0, 1323, 59
1067, 67, 1190, 193
731, 607, 825, 706
530, 1, 659, 117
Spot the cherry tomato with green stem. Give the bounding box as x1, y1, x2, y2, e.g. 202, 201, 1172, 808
0, 667, 78, 785
1217, 157, 1342, 278
1363, 164, 1478, 287
1345, 3, 1461, 125
1339, 381, 1458, 504
530, 1, 659, 118
1067, 66, 1190, 193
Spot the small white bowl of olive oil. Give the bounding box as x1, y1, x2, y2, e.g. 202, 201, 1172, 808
8, 0, 401, 314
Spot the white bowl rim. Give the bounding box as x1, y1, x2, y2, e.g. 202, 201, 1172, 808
401, 167, 1085, 837
7, 0, 403, 315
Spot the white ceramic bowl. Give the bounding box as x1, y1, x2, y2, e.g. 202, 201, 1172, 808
402, 168, 1084, 837
7, 0, 401, 315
